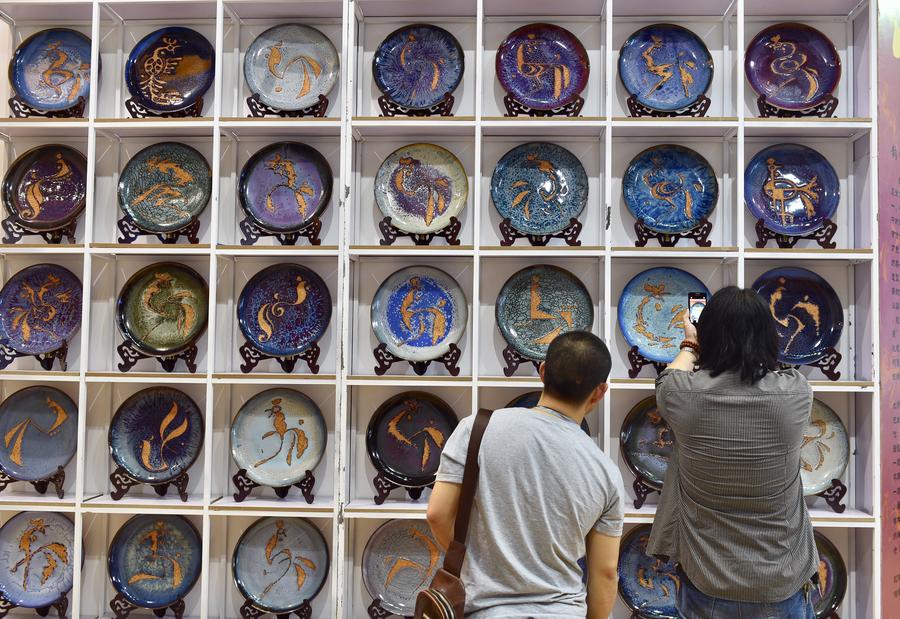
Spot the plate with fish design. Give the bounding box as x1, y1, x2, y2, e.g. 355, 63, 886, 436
620, 396, 673, 491
115, 262, 208, 358
751, 267, 843, 366
237, 263, 332, 358
745, 23, 841, 112
0, 264, 82, 356
9, 28, 93, 112
109, 387, 203, 485
744, 143, 839, 237
811, 531, 846, 619
125, 26, 214, 113
617, 267, 710, 364
374, 143, 468, 235
238, 142, 333, 234
107, 514, 201, 609
0, 511, 74, 608
0, 386, 77, 482
232, 517, 329, 613
801, 399, 848, 496
490, 142, 588, 236
362, 519, 444, 616
118, 142, 211, 234
2, 145, 87, 233
370, 266, 468, 363
617, 524, 679, 618
230, 388, 327, 488
623, 144, 718, 234
618, 24, 714, 113
506, 391, 590, 435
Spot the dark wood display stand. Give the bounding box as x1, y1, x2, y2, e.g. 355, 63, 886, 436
634, 218, 713, 248
756, 94, 838, 118
817, 478, 847, 514
373, 342, 461, 377
9, 95, 85, 119
109, 467, 190, 502
378, 216, 461, 246
0, 465, 65, 499
2, 218, 78, 245
754, 218, 838, 249
367, 599, 395, 619
247, 94, 328, 118
503, 95, 584, 117
627, 346, 668, 379
110, 593, 184, 619
372, 471, 432, 505
498, 217, 582, 247
117, 213, 200, 245
238, 341, 321, 374
239, 598, 312, 619
0, 592, 67, 619
627, 94, 710, 118
232, 468, 315, 503
378, 93, 454, 117
117, 341, 198, 373
125, 97, 204, 119
783, 347, 842, 382
239, 216, 322, 246
631, 474, 658, 510
0, 342, 68, 371
502, 344, 540, 377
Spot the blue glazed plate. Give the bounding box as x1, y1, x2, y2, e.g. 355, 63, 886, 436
745, 143, 839, 236
0, 386, 77, 482
3, 145, 87, 233
230, 388, 327, 488
232, 517, 329, 613
618, 524, 679, 618
623, 144, 718, 234
619, 24, 713, 113
10, 28, 92, 112
373, 24, 464, 111
506, 391, 590, 435
751, 267, 843, 366
620, 396, 673, 491
370, 266, 468, 363
108, 514, 201, 609
618, 267, 710, 364
495, 265, 593, 361
812, 531, 846, 619
490, 142, 588, 236
801, 399, 848, 496
0, 512, 74, 608
109, 387, 203, 485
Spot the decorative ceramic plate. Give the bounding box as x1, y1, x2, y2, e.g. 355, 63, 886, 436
9, 28, 92, 111
745, 23, 841, 112
109, 387, 203, 485
237, 263, 332, 358
238, 142, 333, 234
620, 396, 673, 490
619, 24, 714, 113
116, 262, 208, 358
496, 23, 589, 111
0, 264, 82, 356
618, 267, 710, 364
366, 392, 457, 488
370, 266, 468, 362
2, 144, 87, 233
373, 24, 464, 110
118, 142, 211, 234
125, 26, 214, 113
362, 520, 444, 616
0, 511, 74, 608
801, 399, 849, 496
744, 143, 839, 236
107, 514, 201, 609
751, 267, 843, 366
0, 386, 77, 482
811, 531, 846, 618
618, 524, 679, 618
230, 388, 327, 488
374, 143, 468, 235
232, 517, 329, 613
490, 142, 588, 235
623, 144, 718, 234
496, 265, 593, 361
506, 391, 590, 435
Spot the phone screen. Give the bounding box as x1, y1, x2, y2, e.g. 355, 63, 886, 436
688, 293, 707, 325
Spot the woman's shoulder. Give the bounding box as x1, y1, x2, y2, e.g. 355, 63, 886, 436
760, 367, 813, 395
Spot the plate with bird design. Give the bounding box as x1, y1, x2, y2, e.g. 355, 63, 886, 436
117, 142, 211, 234
107, 514, 201, 609
744, 143, 839, 237
0, 511, 75, 608
237, 263, 332, 358
506, 391, 591, 435
617, 523, 679, 618
0, 386, 77, 482
617, 267, 710, 364
623, 144, 718, 235
238, 142, 333, 234
0, 264, 82, 356
801, 399, 848, 496
495, 265, 593, 361
374, 143, 468, 235
362, 519, 444, 616
10, 28, 93, 112
232, 517, 329, 613
115, 262, 208, 358
745, 23, 841, 112
618, 23, 714, 113
370, 266, 468, 363
751, 267, 843, 366
620, 396, 673, 491
230, 388, 327, 488
108, 387, 204, 485
490, 142, 588, 236
2, 144, 87, 233
125, 26, 214, 113
496, 23, 589, 111
366, 391, 458, 489
811, 531, 846, 619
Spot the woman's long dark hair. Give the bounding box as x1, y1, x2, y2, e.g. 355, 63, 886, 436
696, 286, 779, 384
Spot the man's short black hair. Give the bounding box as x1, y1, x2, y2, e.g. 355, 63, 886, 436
542, 331, 611, 405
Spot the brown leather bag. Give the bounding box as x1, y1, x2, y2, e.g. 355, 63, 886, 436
414, 408, 493, 619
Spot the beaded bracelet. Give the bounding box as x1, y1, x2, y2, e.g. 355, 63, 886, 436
680, 340, 700, 355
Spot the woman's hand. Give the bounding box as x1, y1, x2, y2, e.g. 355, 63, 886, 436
682, 309, 698, 342
666, 310, 699, 372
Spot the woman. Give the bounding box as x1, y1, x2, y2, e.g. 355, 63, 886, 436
648, 286, 817, 618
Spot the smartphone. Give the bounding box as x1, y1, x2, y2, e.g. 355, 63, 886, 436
688, 292, 707, 325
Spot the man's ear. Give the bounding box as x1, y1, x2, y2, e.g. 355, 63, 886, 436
539, 362, 546, 382
589, 383, 608, 407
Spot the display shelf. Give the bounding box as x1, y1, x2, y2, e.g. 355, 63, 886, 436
209, 496, 335, 515
481, 118, 607, 137
351, 118, 477, 138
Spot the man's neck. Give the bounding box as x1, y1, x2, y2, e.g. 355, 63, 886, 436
535, 393, 585, 424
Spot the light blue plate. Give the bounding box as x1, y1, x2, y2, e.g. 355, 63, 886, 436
0, 511, 75, 608
0, 386, 77, 482
802, 399, 848, 496
618, 524, 679, 618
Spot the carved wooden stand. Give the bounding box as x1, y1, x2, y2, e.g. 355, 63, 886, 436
247, 94, 328, 118
366, 599, 394, 619
783, 347, 842, 382
634, 218, 713, 248
0, 466, 65, 499
9, 95, 86, 118
756, 94, 839, 118
631, 474, 659, 509
239, 598, 312, 619
238, 341, 321, 374
0, 592, 68, 619
0, 342, 68, 371
627, 346, 667, 379
239, 216, 322, 246
232, 468, 315, 503
379, 216, 461, 246
110, 594, 184, 619
378, 93, 454, 117
117, 213, 201, 245
2, 218, 78, 245
125, 97, 204, 118
372, 471, 432, 505
117, 341, 198, 373
373, 342, 461, 376
754, 218, 838, 249
626, 94, 711, 118
501, 345, 540, 377
498, 217, 582, 247
503, 95, 584, 117
817, 478, 847, 513
109, 467, 189, 502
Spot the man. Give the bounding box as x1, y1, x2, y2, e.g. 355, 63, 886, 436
427, 331, 624, 619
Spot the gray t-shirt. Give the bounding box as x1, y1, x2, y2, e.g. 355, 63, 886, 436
436, 406, 625, 618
